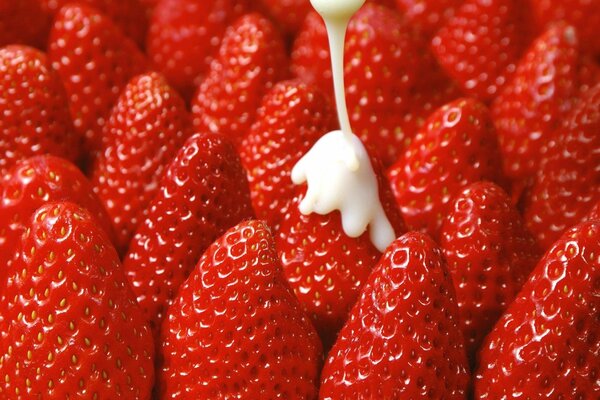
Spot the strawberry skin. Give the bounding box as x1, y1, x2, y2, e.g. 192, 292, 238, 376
431, 0, 530, 101
191, 13, 288, 147
124, 133, 254, 335
474, 220, 600, 398
524, 83, 600, 249
387, 98, 506, 239
276, 155, 406, 348
240, 80, 336, 231
440, 181, 540, 364
0, 202, 154, 399
256, 0, 312, 35
159, 220, 322, 399
320, 232, 469, 399
0, 45, 80, 176
48, 4, 148, 155
292, 4, 420, 166
90, 72, 190, 254
147, 0, 249, 99
0, 155, 114, 269
395, 0, 465, 36
0, 0, 49, 48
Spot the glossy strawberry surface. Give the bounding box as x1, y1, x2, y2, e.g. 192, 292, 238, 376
320, 232, 469, 399
192, 13, 288, 147
48, 4, 148, 155
395, 0, 465, 36
0, 202, 154, 399
388, 98, 506, 239
90, 72, 190, 254
159, 220, 322, 399
240, 80, 335, 231
0, 45, 80, 176
440, 181, 540, 363
0, 0, 49, 48
124, 133, 254, 335
474, 220, 600, 398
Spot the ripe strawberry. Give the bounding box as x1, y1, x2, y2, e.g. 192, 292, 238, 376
191, 13, 288, 147
583, 201, 600, 223
0, 155, 114, 268
440, 181, 540, 364
90, 72, 190, 254
395, 0, 465, 36
240, 80, 336, 231
124, 133, 254, 335
147, 0, 249, 99
524, 83, 600, 249
256, 0, 312, 35
387, 98, 506, 239
39, 0, 148, 47
431, 0, 531, 101
493, 23, 580, 183
531, 0, 600, 55
276, 153, 406, 348
0, 45, 80, 176
292, 4, 420, 166
0, 0, 49, 48
48, 4, 149, 155
320, 232, 469, 399
0, 202, 154, 399
474, 220, 600, 398
159, 220, 322, 398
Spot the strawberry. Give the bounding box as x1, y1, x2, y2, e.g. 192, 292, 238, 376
493, 23, 580, 184
48, 4, 149, 155
431, 0, 531, 101
240, 80, 336, 231
147, 0, 249, 100
0, 202, 154, 398
256, 0, 312, 35
474, 220, 600, 398
583, 201, 600, 223
191, 13, 288, 147
0, 45, 80, 176
320, 232, 469, 399
531, 0, 600, 55
0, 0, 49, 48
39, 0, 148, 47
291, 4, 420, 166
276, 153, 406, 348
90, 72, 190, 254
387, 98, 506, 239
440, 181, 540, 364
524, 83, 600, 249
124, 133, 254, 335
0, 155, 114, 269
394, 0, 465, 36
158, 220, 323, 398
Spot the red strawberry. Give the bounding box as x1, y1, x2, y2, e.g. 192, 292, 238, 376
147, 0, 249, 99
320, 232, 469, 399
524, 83, 600, 249
240, 80, 336, 230
90, 72, 190, 254
39, 0, 148, 47
431, 0, 531, 101
0, 202, 154, 399
0, 0, 49, 48
292, 4, 420, 166
48, 4, 149, 155
124, 133, 254, 335
0, 155, 114, 269
276, 153, 405, 348
493, 23, 580, 183
256, 0, 312, 35
191, 13, 288, 147
440, 181, 540, 364
474, 220, 600, 398
583, 201, 600, 223
395, 0, 465, 36
158, 220, 323, 398
531, 0, 600, 55
0, 45, 80, 176
387, 98, 506, 239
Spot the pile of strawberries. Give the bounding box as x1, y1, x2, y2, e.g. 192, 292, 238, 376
0, 0, 599, 398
